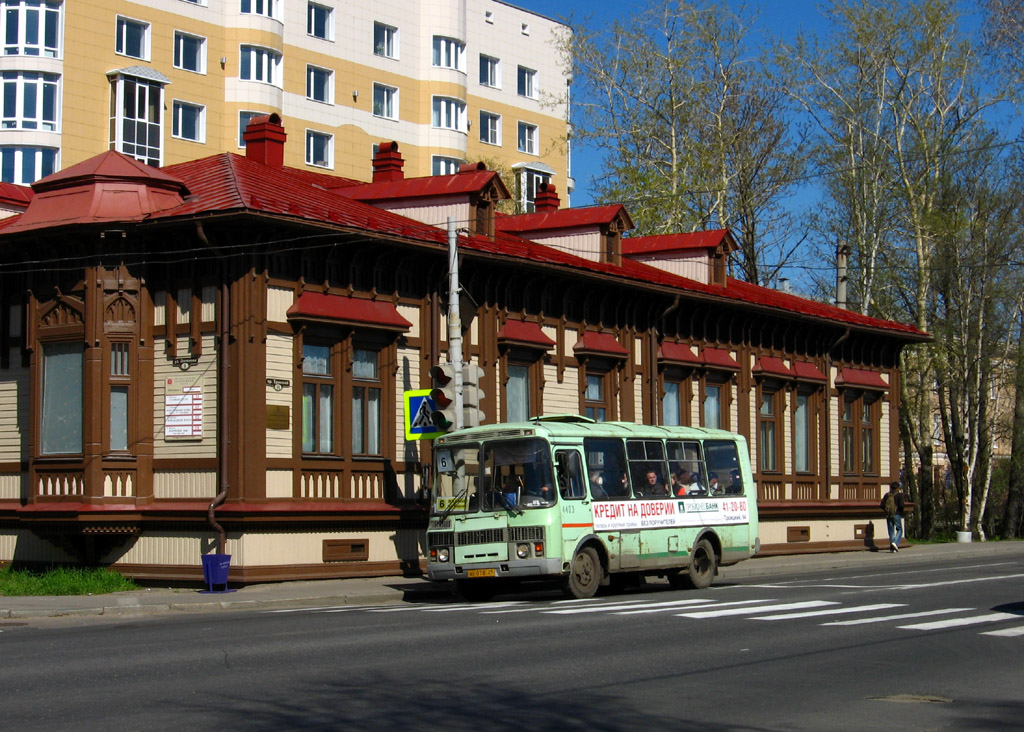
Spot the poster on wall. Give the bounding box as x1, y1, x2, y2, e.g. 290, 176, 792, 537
165, 375, 203, 440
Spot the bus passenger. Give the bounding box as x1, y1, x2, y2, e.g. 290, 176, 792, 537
640, 469, 669, 498
708, 472, 721, 495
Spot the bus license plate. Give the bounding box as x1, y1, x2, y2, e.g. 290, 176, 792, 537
466, 569, 496, 578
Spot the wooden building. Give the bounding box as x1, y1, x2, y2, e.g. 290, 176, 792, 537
0, 116, 927, 583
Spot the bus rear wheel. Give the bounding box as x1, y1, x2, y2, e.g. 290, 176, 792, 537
562, 546, 602, 599
686, 538, 717, 589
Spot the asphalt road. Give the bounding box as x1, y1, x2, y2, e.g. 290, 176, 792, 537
2, 554, 1022, 732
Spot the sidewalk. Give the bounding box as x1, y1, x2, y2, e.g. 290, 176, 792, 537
3, 541, 1022, 620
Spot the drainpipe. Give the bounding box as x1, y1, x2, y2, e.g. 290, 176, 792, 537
197, 221, 228, 554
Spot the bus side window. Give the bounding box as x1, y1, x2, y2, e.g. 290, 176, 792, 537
556, 450, 586, 500
584, 437, 629, 500
705, 440, 743, 495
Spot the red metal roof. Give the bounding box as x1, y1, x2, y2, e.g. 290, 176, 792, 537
659, 342, 701, 364
0, 181, 32, 208
702, 347, 740, 369
793, 361, 827, 381
836, 367, 889, 389
286, 293, 412, 331
574, 331, 629, 357
333, 169, 508, 202
623, 229, 735, 255
497, 319, 556, 349
495, 204, 632, 233
754, 356, 794, 378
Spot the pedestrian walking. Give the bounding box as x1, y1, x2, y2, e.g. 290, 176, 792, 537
880, 481, 905, 552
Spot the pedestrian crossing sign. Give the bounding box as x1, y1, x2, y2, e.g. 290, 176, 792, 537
404, 389, 443, 441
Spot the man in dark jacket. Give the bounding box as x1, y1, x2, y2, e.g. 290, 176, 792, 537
880, 481, 906, 552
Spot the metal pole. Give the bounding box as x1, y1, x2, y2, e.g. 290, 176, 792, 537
447, 218, 464, 429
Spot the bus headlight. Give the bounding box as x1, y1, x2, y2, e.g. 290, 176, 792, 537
437, 548, 450, 563
516, 543, 530, 559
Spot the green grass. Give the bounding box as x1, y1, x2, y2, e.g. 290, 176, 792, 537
0, 565, 137, 596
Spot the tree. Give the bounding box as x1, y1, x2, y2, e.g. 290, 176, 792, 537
563, 0, 806, 285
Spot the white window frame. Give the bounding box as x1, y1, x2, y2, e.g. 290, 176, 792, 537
1, 1, 61, 58
372, 82, 397, 120
115, 16, 149, 61
1, 71, 58, 131
479, 110, 500, 145
432, 36, 465, 71
0, 145, 57, 184
109, 74, 163, 167
432, 156, 461, 175
517, 121, 537, 154
432, 96, 466, 132
306, 64, 333, 104
307, 2, 333, 40
240, 45, 282, 87
241, 0, 280, 21
517, 66, 537, 99
517, 167, 550, 213
306, 129, 332, 168
238, 109, 268, 148
173, 31, 206, 74
373, 22, 397, 59
479, 54, 500, 88
171, 100, 205, 142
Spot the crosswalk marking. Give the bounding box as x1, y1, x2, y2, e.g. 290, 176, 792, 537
612, 599, 721, 615
678, 600, 836, 619
899, 612, 1022, 631
822, 608, 972, 626
752, 603, 905, 621
981, 625, 1024, 637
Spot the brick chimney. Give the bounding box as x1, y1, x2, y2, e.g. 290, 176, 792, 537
243, 113, 287, 167
534, 182, 560, 212
372, 141, 405, 182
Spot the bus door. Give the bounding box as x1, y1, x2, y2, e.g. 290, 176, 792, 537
555, 448, 592, 564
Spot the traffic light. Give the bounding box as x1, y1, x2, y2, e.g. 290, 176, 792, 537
462, 364, 486, 428
429, 363, 458, 431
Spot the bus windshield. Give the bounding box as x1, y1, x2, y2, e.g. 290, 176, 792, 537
433, 437, 555, 514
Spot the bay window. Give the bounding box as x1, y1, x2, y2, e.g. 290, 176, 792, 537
352, 348, 381, 456
1, 1, 61, 57
301, 343, 334, 454
40, 342, 83, 455
432, 96, 465, 131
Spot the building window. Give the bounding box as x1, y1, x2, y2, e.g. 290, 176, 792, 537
517, 66, 537, 98
352, 348, 381, 456
115, 16, 149, 60
704, 382, 722, 428
515, 167, 549, 213
584, 373, 610, 422
372, 83, 397, 119
307, 65, 332, 104
432, 156, 461, 175
432, 96, 465, 131
841, 392, 879, 475
479, 54, 500, 87
172, 100, 204, 142
0, 145, 55, 183
109, 75, 162, 167
305, 130, 332, 167
373, 22, 397, 58
432, 35, 464, 71
1, 0, 61, 57
173, 31, 205, 73
793, 392, 813, 473
1, 71, 58, 130
758, 389, 780, 473
517, 122, 537, 154
240, 45, 282, 87
506, 363, 530, 422
479, 111, 500, 145
307, 2, 332, 40
662, 379, 682, 426
238, 110, 267, 148
241, 0, 279, 20
109, 342, 130, 452
302, 344, 334, 454
41, 341, 82, 455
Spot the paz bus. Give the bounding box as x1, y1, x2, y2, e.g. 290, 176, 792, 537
425, 415, 759, 600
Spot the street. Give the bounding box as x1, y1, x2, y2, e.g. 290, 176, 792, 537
2, 552, 1022, 731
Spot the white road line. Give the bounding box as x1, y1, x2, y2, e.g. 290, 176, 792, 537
889, 573, 1024, 591
611, 599, 720, 615
751, 603, 905, 621
265, 605, 358, 613
678, 600, 833, 618
981, 625, 1024, 637
419, 601, 528, 613
899, 612, 1022, 631
822, 608, 973, 626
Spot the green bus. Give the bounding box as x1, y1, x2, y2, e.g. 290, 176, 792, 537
426, 415, 760, 600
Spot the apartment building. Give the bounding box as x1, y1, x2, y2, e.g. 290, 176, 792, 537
0, 0, 571, 210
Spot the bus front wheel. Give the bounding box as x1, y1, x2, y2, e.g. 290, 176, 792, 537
562, 546, 602, 599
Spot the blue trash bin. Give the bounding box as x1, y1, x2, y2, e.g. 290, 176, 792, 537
201, 554, 231, 592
